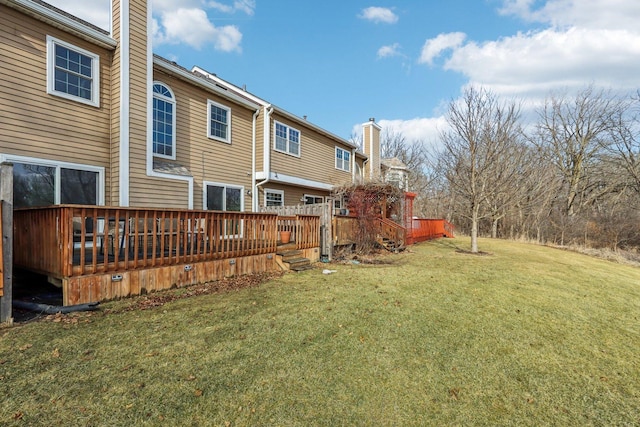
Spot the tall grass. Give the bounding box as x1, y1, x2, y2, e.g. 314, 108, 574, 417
1, 237, 639, 426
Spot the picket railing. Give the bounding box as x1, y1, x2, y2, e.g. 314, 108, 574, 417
409, 218, 455, 244
276, 215, 320, 249
14, 205, 279, 278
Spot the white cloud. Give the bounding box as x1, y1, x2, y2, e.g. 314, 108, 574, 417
359, 7, 399, 24
499, 0, 640, 31
352, 117, 447, 149
155, 8, 242, 51
43, 0, 246, 52
44, 0, 111, 29
418, 32, 466, 66
207, 0, 256, 16
377, 43, 402, 59
443, 27, 640, 97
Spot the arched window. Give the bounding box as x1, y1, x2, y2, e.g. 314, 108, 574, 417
152, 82, 176, 159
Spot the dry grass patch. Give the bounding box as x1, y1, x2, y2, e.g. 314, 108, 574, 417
1, 237, 639, 426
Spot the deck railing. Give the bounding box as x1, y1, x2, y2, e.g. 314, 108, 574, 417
276, 214, 320, 249
409, 218, 455, 243
333, 216, 359, 246
332, 216, 407, 249
14, 205, 279, 278
379, 217, 406, 247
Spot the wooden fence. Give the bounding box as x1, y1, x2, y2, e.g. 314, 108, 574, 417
276, 215, 321, 249
0, 202, 3, 298
262, 201, 332, 259
379, 217, 407, 248
14, 205, 279, 279
408, 218, 455, 244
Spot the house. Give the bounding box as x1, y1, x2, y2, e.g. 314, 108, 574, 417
0, 0, 391, 315
381, 157, 409, 191
0, 0, 383, 214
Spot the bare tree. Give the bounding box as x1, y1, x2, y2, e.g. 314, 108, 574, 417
605, 94, 640, 198
439, 86, 523, 253
380, 129, 431, 193
533, 86, 626, 217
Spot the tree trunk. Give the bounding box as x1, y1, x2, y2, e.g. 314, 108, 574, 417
471, 216, 479, 253
491, 217, 498, 239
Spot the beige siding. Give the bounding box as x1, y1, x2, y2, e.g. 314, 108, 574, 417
110, 0, 121, 206
142, 69, 255, 210
0, 5, 113, 203
269, 113, 354, 188
114, 0, 187, 208
255, 109, 265, 173
258, 183, 330, 208
363, 123, 381, 181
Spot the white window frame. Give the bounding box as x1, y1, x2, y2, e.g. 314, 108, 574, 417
202, 181, 244, 211
304, 194, 324, 205
2, 154, 105, 206
335, 147, 351, 172
152, 81, 177, 160
273, 121, 301, 157
203, 181, 244, 238
264, 189, 284, 207
46, 36, 100, 107
207, 100, 232, 144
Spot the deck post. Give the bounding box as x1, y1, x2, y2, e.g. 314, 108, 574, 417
0, 162, 13, 324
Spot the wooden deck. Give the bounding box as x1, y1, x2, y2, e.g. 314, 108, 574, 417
13, 206, 320, 305
407, 218, 455, 244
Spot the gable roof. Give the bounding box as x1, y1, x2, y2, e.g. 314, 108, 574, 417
2, 0, 116, 49
191, 65, 365, 156
154, 55, 261, 110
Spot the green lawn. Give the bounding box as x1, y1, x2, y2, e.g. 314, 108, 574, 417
1, 237, 639, 426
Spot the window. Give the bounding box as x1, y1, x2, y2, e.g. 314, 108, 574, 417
336, 147, 351, 172
204, 182, 243, 237
153, 82, 176, 159
208, 101, 231, 143
304, 195, 323, 205
265, 189, 284, 207
13, 160, 101, 208
46, 36, 100, 107
274, 121, 300, 156
204, 183, 243, 211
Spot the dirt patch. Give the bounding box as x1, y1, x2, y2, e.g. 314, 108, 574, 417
15, 272, 285, 324
109, 271, 284, 314
455, 249, 493, 256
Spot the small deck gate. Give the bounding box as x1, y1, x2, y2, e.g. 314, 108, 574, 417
261, 200, 333, 260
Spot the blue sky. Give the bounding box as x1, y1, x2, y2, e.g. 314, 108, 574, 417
47, 0, 640, 146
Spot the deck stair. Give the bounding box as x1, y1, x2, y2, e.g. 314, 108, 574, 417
276, 242, 314, 271
377, 236, 405, 253
377, 218, 407, 253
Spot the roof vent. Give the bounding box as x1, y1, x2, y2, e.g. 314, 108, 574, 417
369, 117, 375, 122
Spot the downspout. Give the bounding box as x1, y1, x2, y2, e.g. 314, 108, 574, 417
251, 107, 260, 212
255, 105, 273, 210
351, 148, 356, 183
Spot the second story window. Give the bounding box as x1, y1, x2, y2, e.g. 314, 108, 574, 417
46, 36, 100, 107
153, 82, 176, 159
336, 147, 351, 172
208, 100, 231, 143
274, 122, 300, 156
